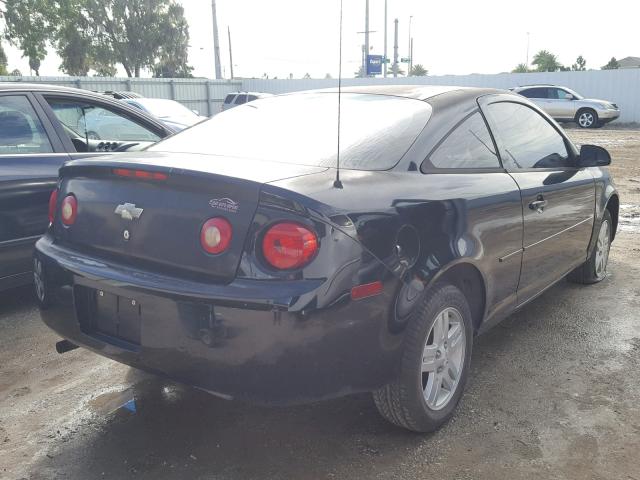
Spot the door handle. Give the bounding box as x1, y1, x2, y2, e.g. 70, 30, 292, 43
529, 196, 548, 213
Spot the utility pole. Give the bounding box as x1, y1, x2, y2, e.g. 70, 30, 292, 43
393, 18, 399, 78
408, 15, 413, 74
211, 0, 222, 79
228, 26, 234, 79
410, 38, 414, 75
383, 0, 388, 77
526, 32, 530, 67
364, 0, 370, 76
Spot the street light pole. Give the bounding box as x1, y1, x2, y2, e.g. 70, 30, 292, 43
228, 26, 234, 80
393, 18, 399, 78
383, 0, 388, 77
211, 0, 222, 79
364, 0, 370, 76
408, 15, 413, 75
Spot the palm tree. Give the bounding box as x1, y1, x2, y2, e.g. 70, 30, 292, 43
409, 64, 428, 76
532, 50, 562, 72
512, 63, 530, 73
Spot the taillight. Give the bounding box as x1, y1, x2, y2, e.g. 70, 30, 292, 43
48, 189, 58, 224
60, 195, 77, 226
200, 217, 232, 254
262, 222, 318, 270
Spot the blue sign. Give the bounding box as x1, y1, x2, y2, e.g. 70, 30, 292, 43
367, 55, 383, 76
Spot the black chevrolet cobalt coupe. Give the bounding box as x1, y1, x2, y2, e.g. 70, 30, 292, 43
35, 86, 619, 432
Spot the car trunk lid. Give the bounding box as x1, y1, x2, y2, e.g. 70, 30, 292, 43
54, 153, 327, 283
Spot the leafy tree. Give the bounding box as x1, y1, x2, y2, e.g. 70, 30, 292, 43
354, 66, 365, 78
512, 63, 530, 73
409, 64, 428, 76
3, 0, 51, 76
10, 68, 22, 76
83, 0, 193, 77
601, 57, 619, 70
151, 3, 192, 77
0, 40, 8, 75
56, 21, 92, 75
324, 73, 332, 79
532, 50, 562, 72
303, 72, 311, 79
52, 0, 93, 75
571, 55, 586, 71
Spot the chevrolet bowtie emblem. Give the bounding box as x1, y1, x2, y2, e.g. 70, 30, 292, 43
114, 203, 144, 221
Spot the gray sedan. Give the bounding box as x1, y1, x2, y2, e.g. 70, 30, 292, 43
512, 85, 620, 128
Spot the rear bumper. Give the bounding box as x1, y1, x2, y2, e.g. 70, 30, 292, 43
35, 236, 404, 405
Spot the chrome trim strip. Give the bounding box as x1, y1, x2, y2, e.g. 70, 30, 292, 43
524, 217, 592, 250
0, 235, 42, 249
498, 248, 524, 263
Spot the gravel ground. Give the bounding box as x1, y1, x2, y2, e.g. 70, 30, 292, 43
1, 127, 639, 480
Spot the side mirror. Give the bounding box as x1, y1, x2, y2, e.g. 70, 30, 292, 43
578, 144, 611, 167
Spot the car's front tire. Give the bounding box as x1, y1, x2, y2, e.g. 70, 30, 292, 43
576, 108, 599, 129
567, 210, 613, 284
373, 283, 473, 432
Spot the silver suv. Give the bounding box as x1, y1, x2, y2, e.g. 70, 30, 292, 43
511, 85, 620, 128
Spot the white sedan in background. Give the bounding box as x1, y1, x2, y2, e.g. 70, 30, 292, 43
124, 98, 208, 132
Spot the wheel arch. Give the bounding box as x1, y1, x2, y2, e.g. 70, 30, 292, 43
575, 107, 598, 125
427, 261, 487, 334
606, 193, 619, 241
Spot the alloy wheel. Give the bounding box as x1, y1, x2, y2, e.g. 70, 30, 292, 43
421, 307, 466, 410
594, 219, 611, 279
578, 111, 595, 128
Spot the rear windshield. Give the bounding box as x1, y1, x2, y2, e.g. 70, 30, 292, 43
150, 93, 432, 170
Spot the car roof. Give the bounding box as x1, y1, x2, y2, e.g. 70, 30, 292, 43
286, 85, 505, 103
513, 84, 562, 89
0, 82, 101, 93
225, 91, 273, 96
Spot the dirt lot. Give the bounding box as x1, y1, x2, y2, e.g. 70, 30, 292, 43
1, 128, 639, 480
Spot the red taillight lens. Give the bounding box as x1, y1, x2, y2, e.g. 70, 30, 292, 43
113, 168, 168, 181
200, 217, 232, 254
48, 189, 58, 224
60, 195, 77, 226
262, 222, 318, 270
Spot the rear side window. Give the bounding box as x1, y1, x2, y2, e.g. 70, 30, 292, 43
0, 95, 53, 154
426, 112, 500, 169
519, 88, 548, 99
234, 94, 248, 105
151, 93, 432, 171
247, 95, 258, 102
485, 102, 570, 169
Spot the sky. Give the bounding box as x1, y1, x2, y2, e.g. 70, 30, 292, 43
2, 0, 639, 78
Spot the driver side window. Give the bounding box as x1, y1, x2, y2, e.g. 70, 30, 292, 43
485, 102, 571, 169
44, 97, 160, 150
551, 89, 571, 100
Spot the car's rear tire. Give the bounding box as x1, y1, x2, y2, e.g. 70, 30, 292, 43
567, 210, 612, 284
33, 256, 51, 309
373, 283, 473, 432
576, 109, 598, 129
